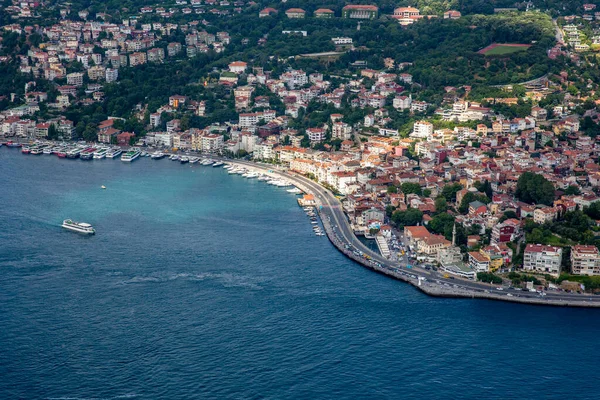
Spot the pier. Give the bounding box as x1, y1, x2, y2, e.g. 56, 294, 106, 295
375, 236, 391, 258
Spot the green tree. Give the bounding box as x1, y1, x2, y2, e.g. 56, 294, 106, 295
564, 185, 581, 196
440, 183, 463, 203
47, 124, 58, 140
515, 172, 555, 205
585, 202, 600, 220
499, 210, 518, 223
401, 182, 422, 196
82, 123, 97, 142
428, 212, 455, 239
477, 272, 503, 284
435, 197, 448, 214
391, 208, 423, 228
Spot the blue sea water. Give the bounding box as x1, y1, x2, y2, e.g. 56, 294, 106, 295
1, 148, 599, 399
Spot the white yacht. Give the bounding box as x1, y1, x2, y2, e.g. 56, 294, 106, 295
121, 149, 141, 162
62, 219, 95, 235
213, 161, 224, 167
189, 157, 200, 164
287, 188, 302, 194
151, 152, 166, 159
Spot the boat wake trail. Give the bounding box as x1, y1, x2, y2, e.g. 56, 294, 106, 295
120, 272, 263, 290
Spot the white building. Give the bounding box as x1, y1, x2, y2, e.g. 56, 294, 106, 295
307, 128, 326, 143
105, 68, 119, 83
411, 121, 433, 139
332, 122, 352, 140
202, 134, 224, 152
239, 110, 276, 129
149, 113, 161, 128
228, 61, 247, 74
66, 72, 84, 87
154, 132, 173, 147
240, 132, 259, 153
254, 143, 276, 160
411, 101, 428, 112
332, 37, 353, 45
281, 69, 308, 89
571, 245, 600, 276
523, 244, 563, 277
393, 95, 411, 110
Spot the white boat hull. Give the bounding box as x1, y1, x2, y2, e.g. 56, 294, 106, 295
62, 222, 95, 235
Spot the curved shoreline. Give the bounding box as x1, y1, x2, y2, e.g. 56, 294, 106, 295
229, 160, 600, 308
5, 145, 600, 308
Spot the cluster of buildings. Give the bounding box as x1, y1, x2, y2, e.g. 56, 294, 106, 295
1, 15, 232, 121
8, 16, 232, 81
138, 0, 249, 18
258, 5, 460, 24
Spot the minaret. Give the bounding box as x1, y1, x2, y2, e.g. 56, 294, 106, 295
452, 223, 456, 247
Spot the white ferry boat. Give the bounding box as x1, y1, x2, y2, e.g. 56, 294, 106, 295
106, 148, 122, 159
66, 147, 82, 159
62, 219, 95, 235
30, 146, 44, 155
93, 148, 108, 159
121, 149, 141, 162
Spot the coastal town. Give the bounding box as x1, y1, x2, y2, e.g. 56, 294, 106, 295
5, 0, 600, 301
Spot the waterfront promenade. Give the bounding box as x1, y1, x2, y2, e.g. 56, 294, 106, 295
231, 160, 600, 308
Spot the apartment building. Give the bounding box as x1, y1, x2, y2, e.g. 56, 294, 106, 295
523, 244, 563, 277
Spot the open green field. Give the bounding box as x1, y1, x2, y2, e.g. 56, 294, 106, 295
478, 43, 531, 56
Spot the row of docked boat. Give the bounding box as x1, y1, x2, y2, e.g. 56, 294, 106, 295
15, 141, 166, 163
17, 141, 131, 160
222, 164, 300, 189
304, 207, 325, 236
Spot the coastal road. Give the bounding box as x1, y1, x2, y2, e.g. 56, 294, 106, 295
226, 160, 600, 306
